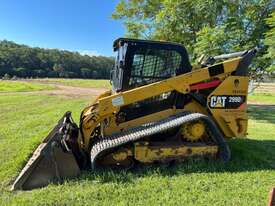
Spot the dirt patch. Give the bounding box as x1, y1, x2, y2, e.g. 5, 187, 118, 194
0, 83, 108, 98
39, 84, 107, 97
253, 83, 275, 93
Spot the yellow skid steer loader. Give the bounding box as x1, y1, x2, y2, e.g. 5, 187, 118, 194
11, 38, 256, 190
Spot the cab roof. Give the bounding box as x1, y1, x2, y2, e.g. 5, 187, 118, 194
113, 38, 186, 52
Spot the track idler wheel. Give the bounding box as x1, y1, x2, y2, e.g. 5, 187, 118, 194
182, 120, 206, 142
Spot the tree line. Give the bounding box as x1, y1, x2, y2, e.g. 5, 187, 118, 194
0, 40, 114, 79
113, 0, 274, 75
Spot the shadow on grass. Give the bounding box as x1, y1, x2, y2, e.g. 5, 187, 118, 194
10, 104, 275, 189
248, 104, 275, 124
70, 138, 275, 185
70, 105, 275, 184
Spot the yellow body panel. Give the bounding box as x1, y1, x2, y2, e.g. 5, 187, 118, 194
208, 76, 249, 137
134, 142, 218, 163
97, 58, 240, 117
80, 57, 242, 150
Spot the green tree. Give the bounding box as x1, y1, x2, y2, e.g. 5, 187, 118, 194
264, 11, 275, 72
53, 63, 64, 73
0, 40, 114, 79
113, 0, 273, 65
13, 67, 28, 77
81, 68, 92, 78
3, 73, 11, 80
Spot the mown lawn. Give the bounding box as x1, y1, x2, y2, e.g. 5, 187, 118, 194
0, 81, 55, 92
248, 92, 275, 104
0, 92, 275, 205
36, 78, 110, 89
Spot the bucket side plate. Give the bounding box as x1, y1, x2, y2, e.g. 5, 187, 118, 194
11, 112, 80, 191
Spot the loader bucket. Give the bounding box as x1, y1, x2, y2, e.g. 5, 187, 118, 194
11, 112, 80, 191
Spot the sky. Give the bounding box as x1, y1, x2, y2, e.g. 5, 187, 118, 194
0, 0, 125, 56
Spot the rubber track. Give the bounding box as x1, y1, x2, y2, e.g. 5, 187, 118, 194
90, 112, 231, 169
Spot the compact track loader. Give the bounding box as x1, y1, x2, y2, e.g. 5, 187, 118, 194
11, 38, 256, 190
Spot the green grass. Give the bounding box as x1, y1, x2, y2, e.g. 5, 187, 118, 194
248, 92, 275, 104
38, 78, 110, 89
0, 92, 275, 205
0, 81, 55, 92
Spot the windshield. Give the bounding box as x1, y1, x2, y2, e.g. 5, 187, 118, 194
111, 43, 127, 92
128, 48, 182, 88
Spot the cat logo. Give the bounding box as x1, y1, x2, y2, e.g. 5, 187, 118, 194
210, 96, 227, 108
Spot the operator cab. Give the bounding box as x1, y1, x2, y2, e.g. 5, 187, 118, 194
111, 38, 192, 122
111, 38, 191, 92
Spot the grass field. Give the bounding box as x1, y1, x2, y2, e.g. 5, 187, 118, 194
248, 93, 275, 104
0, 81, 55, 92
0, 80, 275, 206
35, 78, 110, 89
